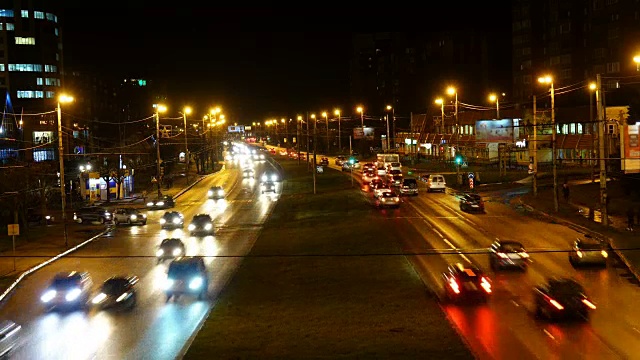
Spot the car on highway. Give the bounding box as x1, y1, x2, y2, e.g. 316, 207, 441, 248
208, 186, 225, 200
362, 162, 376, 173
426, 174, 446, 192
40, 271, 93, 311
160, 211, 184, 229
375, 191, 400, 209
91, 276, 139, 311
369, 178, 385, 192
362, 171, 376, 184
243, 168, 255, 179
113, 208, 147, 226
533, 277, 596, 321
459, 193, 485, 213
342, 162, 354, 172
418, 174, 430, 182
568, 236, 608, 267
73, 206, 112, 224
164, 257, 209, 302
442, 263, 492, 303
335, 156, 346, 165
376, 166, 387, 177
389, 174, 403, 187
188, 214, 215, 236
399, 178, 418, 196
386, 162, 402, 172
269, 148, 276, 155
157, 238, 186, 263
374, 186, 392, 199
146, 195, 175, 210
387, 169, 402, 177
261, 181, 276, 194
489, 240, 529, 270
0, 320, 21, 357
319, 157, 329, 166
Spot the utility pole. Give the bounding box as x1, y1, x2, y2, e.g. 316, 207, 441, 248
57, 98, 69, 248
313, 113, 317, 194
551, 81, 558, 212
596, 74, 608, 226
533, 95, 538, 197
306, 113, 311, 170
155, 109, 162, 197
454, 93, 461, 186
182, 107, 191, 184
297, 116, 301, 165
349, 135, 353, 187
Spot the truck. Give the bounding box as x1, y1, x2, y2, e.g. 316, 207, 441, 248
376, 153, 400, 169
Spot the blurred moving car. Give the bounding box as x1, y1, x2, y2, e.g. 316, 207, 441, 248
188, 214, 215, 236
40, 271, 93, 311
91, 276, 139, 311
442, 263, 491, 303
533, 277, 596, 321
568, 235, 608, 267
113, 208, 147, 225
489, 240, 529, 270
146, 195, 175, 210
157, 238, 186, 263
208, 186, 225, 200
160, 211, 184, 229
73, 206, 112, 224
459, 193, 485, 212
375, 191, 401, 208
0, 320, 21, 357
164, 257, 209, 302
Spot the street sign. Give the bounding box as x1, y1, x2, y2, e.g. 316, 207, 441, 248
151, 177, 158, 183
469, 178, 474, 190
8, 224, 19, 236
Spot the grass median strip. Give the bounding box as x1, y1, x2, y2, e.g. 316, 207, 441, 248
185, 160, 473, 359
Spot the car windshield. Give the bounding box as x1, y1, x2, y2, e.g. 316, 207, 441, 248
579, 242, 603, 250
456, 268, 483, 281
193, 216, 211, 222
391, 162, 400, 167
381, 192, 398, 198
501, 243, 524, 252
51, 276, 82, 289
168, 261, 199, 278
161, 239, 182, 247
102, 278, 129, 294
549, 280, 584, 296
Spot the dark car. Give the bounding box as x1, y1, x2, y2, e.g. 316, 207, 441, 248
188, 214, 215, 236
335, 156, 346, 165
389, 175, 403, 187
156, 238, 186, 263
369, 178, 385, 192
91, 276, 138, 311
419, 174, 430, 183
460, 193, 485, 212
208, 186, 225, 200
375, 191, 401, 209
320, 157, 329, 166
442, 263, 492, 303
164, 257, 209, 302
489, 240, 529, 270
160, 211, 184, 229
73, 206, 112, 224
113, 208, 147, 225
40, 271, 93, 311
534, 277, 596, 321
568, 236, 608, 267
146, 195, 175, 210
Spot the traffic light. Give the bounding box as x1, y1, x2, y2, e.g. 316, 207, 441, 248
455, 154, 463, 165
348, 157, 355, 165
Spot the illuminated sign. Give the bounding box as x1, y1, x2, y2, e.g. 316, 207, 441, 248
516, 140, 527, 148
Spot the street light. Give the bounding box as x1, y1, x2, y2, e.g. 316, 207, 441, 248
155, 104, 167, 198
297, 115, 303, 164
435, 98, 445, 134
182, 106, 192, 185
634, 55, 640, 71
334, 109, 341, 151
385, 105, 393, 151
589, 82, 597, 171
322, 111, 329, 153
488, 94, 500, 119
538, 75, 558, 212
446, 86, 460, 186
356, 106, 364, 128
57, 93, 74, 248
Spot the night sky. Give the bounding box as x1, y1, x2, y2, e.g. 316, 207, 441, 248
61, 6, 511, 123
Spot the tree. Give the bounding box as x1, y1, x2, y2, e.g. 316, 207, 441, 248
98, 156, 118, 202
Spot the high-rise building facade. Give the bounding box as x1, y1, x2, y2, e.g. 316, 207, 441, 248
512, 0, 640, 106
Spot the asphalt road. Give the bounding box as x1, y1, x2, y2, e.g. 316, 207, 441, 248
0, 158, 280, 360
270, 147, 640, 359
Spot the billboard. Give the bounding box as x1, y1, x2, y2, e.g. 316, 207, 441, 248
353, 127, 374, 140
622, 124, 640, 174
475, 119, 513, 142
227, 126, 244, 133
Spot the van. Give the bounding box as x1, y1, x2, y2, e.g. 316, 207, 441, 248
400, 178, 418, 196
426, 174, 446, 192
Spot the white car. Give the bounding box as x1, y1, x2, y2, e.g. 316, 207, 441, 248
387, 162, 402, 172
426, 174, 446, 192
362, 171, 376, 184
374, 187, 392, 199
113, 208, 147, 225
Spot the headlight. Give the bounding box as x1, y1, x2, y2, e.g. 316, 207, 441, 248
260, 154, 265, 159
104, 212, 111, 217
205, 223, 213, 231
271, 175, 278, 181
189, 277, 203, 290
160, 218, 166, 224
142, 214, 147, 218
172, 248, 182, 256
116, 292, 129, 303
73, 214, 77, 220
130, 215, 137, 220
601, 250, 608, 258
41, 289, 56, 303
65, 288, 82, 302
218, 190, 224, 196
173, 217, 181, 224
45, 215, 51, 220
164, 278, 174, 290
261, 175, 267, 182
92, 293, 107, 304
156, 249, 164, 257
147, 202, 154, 206
157, 201, 165, 206
207, 190, 213, 196
188, 224, 196, 231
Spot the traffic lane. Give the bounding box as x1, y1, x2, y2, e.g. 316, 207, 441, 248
398, 195, 622, 359
405, 193, 639, 358
1, 166, 276, 359
417, 189, 640, 354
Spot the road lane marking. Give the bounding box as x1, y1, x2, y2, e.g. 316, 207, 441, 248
432, 227, 444, 238
543, 329, 556, 340
633, 327, 640, 334
510, 300, 520, 307
442, 238, 472, 264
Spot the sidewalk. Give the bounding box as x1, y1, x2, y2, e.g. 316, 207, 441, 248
516, 181, 640, 282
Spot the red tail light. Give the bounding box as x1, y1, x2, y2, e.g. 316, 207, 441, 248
544, 295, 564, 310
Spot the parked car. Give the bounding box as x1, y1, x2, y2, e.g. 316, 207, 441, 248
113, 208, 147, 225
73, 206, 112, 224
164, 257, 209, 302
146, 195, 175, 210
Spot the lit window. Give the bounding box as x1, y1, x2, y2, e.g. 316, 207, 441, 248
0, 10, 14, 18
45, 13, 57, 22
6, 23, 14, 30
17, 90, 35, 98
33, 149, 54, 162
0, 64, 4, 71
21, 10, 28, 18
34, 11, 44, 19
15, 37, 35, 45
54, 28, 58, 36
55, 53, 59, 61
44, 65, 56, 73
36, 91, 43, 98
57, 79, 60, 86
45, 91, 54, 98
36, 77, 42, 85
9, 64, 42, 72
0, 23, 3, 30
45, 78, 59, 86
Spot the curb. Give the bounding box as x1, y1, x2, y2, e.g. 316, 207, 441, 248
515, 197, 640, 283
172, 167, 222, 200
0, 226, 111, 304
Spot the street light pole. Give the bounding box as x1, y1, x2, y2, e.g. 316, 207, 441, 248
533, 95, 538, 197
385, 105, 392, 151
182, 107, 191, 184
596, 74, 608, 226
297, 115, 302, 165
57, 95, 73, 248
538, 76, 558, 211
313, 113, 317, 194
154, 104, 166, 197
322, 112, 329, 154
447, 87, 461, 186
335, 110, 341, 152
